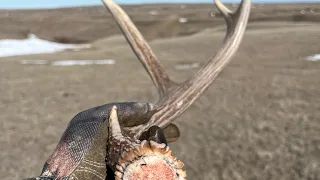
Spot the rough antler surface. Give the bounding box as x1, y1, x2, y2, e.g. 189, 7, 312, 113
24, 0, 251, 179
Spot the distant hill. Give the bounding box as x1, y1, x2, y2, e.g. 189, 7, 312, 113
0, 3, 319, 43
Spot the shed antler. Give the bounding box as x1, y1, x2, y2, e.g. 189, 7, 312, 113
24, 1, 251, 179
102, 0, 251, 138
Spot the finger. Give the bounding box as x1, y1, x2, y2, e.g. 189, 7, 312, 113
113, 102, 154, 127
139, 123, 180, 144
139, 125, 168, 145
163, 123, 180, 143
68, 113, 110, 180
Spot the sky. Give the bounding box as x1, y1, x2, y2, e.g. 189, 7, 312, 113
0, 0, 319, 9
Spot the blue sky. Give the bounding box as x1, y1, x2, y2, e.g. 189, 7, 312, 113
1, 0, 319, 9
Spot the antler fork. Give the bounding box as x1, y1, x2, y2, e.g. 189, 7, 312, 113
101, 0, 251, 138
25, 1, 251, 179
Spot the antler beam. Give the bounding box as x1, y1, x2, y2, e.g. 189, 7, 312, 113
101, 0, 251, 138
101, 0, 176, 98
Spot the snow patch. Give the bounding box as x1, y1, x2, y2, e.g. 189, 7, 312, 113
149, 10, 158, 16
178, 17, 188, 23
300, 9, 306, 14
174, 63, 199, 70
21, 60, 49, 65
52, 60, 115, 66
0, 34, 91, 57
210, 12, 216, 17
304, 54, 320, 61
20, 59, 116, 66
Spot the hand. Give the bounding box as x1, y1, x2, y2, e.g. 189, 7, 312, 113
24, 102, 180, 180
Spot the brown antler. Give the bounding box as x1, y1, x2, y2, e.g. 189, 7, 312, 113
101, 0, 251, 138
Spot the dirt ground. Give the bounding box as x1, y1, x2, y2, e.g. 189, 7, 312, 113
1, 3, 320, 180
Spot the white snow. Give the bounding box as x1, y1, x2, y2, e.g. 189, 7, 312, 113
51, 59, 115, 66
174, 63, 199, 70
149, 10, 158, 16
20, 59, 49, 65
178, 17, 188, 23
304, 54, 320, 61
300, 9, 306, 14
20, 59, 116, 66
0, 34, 91, 57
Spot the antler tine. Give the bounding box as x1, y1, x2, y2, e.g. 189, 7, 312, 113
101, 0, 176, 98
215, 0, 248, 35
100, 0, 250, 138
130, 0, 251, 138
215, 0, 234, 34
215, 0, 232, 17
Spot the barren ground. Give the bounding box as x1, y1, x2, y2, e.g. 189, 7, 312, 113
1, 3, 320, 180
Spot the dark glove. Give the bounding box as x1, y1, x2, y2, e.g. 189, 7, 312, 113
24, 102, 180, 180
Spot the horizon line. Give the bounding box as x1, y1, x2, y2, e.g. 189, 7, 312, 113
0, 0, 319, 10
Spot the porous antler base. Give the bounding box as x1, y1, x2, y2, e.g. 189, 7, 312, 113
108, 106, 186, 180
115, 140, 186, 180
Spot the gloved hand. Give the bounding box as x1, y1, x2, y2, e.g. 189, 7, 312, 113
24, 102, 180, 180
